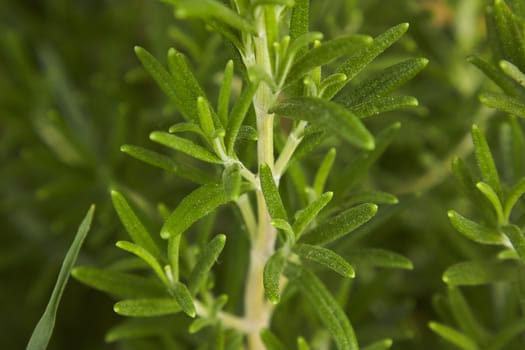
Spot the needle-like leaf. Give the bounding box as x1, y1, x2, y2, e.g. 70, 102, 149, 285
114, 298, 182, 317
293, 243, 355, 278
188, 234, 227, 295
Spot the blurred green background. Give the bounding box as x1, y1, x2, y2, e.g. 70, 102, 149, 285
1, 0, 511, 349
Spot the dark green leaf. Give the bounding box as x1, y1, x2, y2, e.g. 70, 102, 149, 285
222, 163, 242, 200
111, 191, 162, 261
361, 339, 393, 350
300, 203, 378, 245
447, 210, 505, 245
27, 206, 94, 350
479, 92, 525, 118
294, 243, 355, 278
270, 97, 374, 150
172, 282, 196, 317
493, 0, 525, 70
447, 287, 489, 344
161, 183, 229, 239
264, 249, 288, 304
502, 225, 525, 263
335, 58, 428, 108
351, 96, 418, 119
189, 234, 227, 294
286, 264, 358, 350
293, 191, 333, 237
345, 191, 398, 207
472, 124, 502, 195
225, 82, 258, 154
287, 35, 372, 83
504, 177, 525, 221
289, 0, 309, 40
443, 260, 515, 286
313, 148, 336, 196
260, 329, 287, 350
116, 241, 168, 287
475, 182, 504, 224
428, 322, 479, 350
72, 267, 167, 298
343, 248, 413, 270
467, 55, 521, 97
487, 318, 525, 350
114, 298, 182, 317
218, 60, 234, 126
260, 163, 288, 221
105, 319, 175, 342
150, 131, 222, 164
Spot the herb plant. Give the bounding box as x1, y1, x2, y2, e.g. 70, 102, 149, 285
3, 0, 525, 349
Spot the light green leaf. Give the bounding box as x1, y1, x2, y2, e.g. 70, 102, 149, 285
361, 338, 393, 350
287, 35, 372, 83
447, 210, 504, 245
27, 205, 94, 350
493, 0, 525, 70
150, 131, 222, 164
294, 243, 355, 278
429, 322, 479, 350
343, 248, 413, 270
501, 225, 525, 263
270, 97, 375, 150
161, 183, 229, 239
174, 0, 256, 34
71, 267, 166, 298
313, 148, 336, 196
467, 55, 521, 97
197, 96, 217, 137
293, 192, 333, 237
120, 144, 177, 172
447, 287, 489, 344
263, 249, 288, 304
319, 73, 348, 98
300, 203, 378, 245
351, 96, 418, 119
111, 191, 162, 261
337, 23, 410, 82
116, 241, 168, 287
442, 260, 515, 286
286, 264, 358, 350
472, 124, 502, 195
114, 298, 182, 317
260, 163, 288, 221
189, 234, 226, 295
475, 182, 504, 224
345, 191, 398, 207
218, 60, 234, 126
222, 163, 242, 200
479, 92, 525, 118
335, 58, 428, 108
168, 122, 205, 135
172, 282, 196, 317
105, 319, 174, 342
253, 0, 294, 6
499, 60, 525, 88
225, 82, 258, 154
189, 317, 215, 334
505, 177, 525, 221
271, 218, 295, 243
284, 32, 323, 70
297, 337, 311, 350
260, 329, 287, 350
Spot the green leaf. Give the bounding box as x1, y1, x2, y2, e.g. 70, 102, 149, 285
287, 35, 372, 83
505, 178, 525, 220
161, 183, 229, 239
172, 282, 196, 317
319, 73, 348, 99
120, 144, 178, 172
472, 124, 502, 195
197, 96, 217, 137
475, 182, 504, 224
492, 0, 525, 70
260, 329, 287, 350
297, 337, 311, 350
361, 339, 393, 350
218, 60, 234, 126
335, 58, 428, 108
313, 148, 336, 196
499, 60, 525, 87
72, 267, 167, 298
189, 317, 215, 334
188, 234, 227, 295
443, 260, 515, 286
150, 131, 222, 164
447, 210, 505, 245
343, 248, 413, 270
116, 241, 168, 287
487, 318, 525, 350
271, 218, 295, 243
264, 249, 288, 304
260, 163, 288, 221
293, 191, 333, 237
134, 47, 194, 121
289, 0, 309, 40
174, 0, 256, 34
293, 243, 355, 278
468, 55, 521, 97
270, 97, 375, 150
447, 287, 489, 344
337, 23, 410, 82
286, 264, 358, 350
300, 203, 378, 245
111, 191, 162, 261
345, 191, 398, 207
27, 205, 94, 350
168, 122, 205, 136
222, 163, 242, 200
225, 82, 258, 154
114, 298, 182, 317
428, 322, 479, 350
351, 96, 418, 119
253, 0, 295, 6
105, 319, 175, 342
502, 225, 525, 263
479, 92, 525, 118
